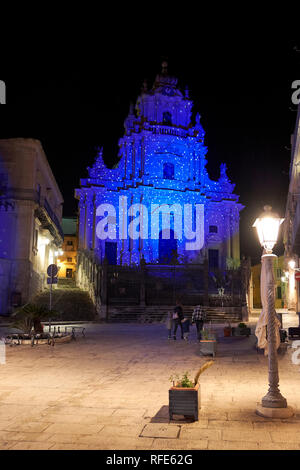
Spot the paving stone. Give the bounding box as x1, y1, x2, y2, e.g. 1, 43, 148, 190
0, 440, 15, 450
199, 410, 228, 421
208, 440, 259, 450
258, 441, 300, 450
99, 425, 142, 438
79, 436, 154, 450
140, 424, 180, 439
12, 432, 54, 442
4, 421, 51, 433
227, 411, 260, 421
0, 431, 23, 442
151, 438, 208, 450
112, 408, 147, 417
49, 443, 94, 450
38, 413, 98, 424
270, 431, 300, 443
44, 423, 103, 435
208, 420, 254, 430
9, 441, 55, 450
179, 419, 209, 429
222, 429, 272, 442
253, 421, 300, 430
46, 433, 84, 444
180, 428, 222, 441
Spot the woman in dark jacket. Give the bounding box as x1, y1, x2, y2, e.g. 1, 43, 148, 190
172, 299, 184, 340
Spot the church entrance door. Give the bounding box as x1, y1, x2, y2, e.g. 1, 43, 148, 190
159, 229, 177, 264
105, 242, 117, 265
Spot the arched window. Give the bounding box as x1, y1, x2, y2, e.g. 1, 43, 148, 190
209, 225, 218, 233
163, 162, 174, 180
163, 111, 172, 125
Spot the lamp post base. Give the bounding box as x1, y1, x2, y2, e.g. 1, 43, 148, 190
262, 391, 287, 409
256, 403, 294, 419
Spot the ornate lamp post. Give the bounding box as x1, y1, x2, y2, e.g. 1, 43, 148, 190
253, 206, 293, 418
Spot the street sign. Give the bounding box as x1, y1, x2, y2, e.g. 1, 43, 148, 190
295, 272, 300, 281
47, 264, 58, 277
47, 277, 58, 285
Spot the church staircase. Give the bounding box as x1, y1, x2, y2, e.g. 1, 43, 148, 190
107, 305, 242, 324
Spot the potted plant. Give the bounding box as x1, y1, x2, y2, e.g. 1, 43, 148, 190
169, 361, 214, 421
199, 328, 217, 357
232, 322, 251, 337
224, 322, 232, 337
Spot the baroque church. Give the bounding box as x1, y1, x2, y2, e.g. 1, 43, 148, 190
75, 62, 244, 270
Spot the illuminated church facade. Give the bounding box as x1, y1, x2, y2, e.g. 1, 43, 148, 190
75, 63, 244, 270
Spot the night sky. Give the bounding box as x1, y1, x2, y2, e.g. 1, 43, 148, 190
1, 34, 299, 265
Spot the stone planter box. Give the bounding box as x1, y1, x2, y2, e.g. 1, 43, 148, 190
198, 340, 217, 357
52, 334, 72, 344
169, 383, 200, 421
232, 327, 251, 337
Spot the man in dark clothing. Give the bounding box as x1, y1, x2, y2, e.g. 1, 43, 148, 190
173, 300, 184, 340
192, 305, 206, 341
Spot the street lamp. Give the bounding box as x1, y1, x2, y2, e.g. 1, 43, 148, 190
288, 259, 296, 270
253, 206, 293, 418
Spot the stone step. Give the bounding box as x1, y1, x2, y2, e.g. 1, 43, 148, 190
57, 278, 76, 288
107, 306, 242, 323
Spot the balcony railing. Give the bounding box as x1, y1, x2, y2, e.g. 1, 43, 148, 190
0, 187, 64, 241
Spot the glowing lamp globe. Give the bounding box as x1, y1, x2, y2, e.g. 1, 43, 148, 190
253, 205, 284, 253
288, 259, 296, 270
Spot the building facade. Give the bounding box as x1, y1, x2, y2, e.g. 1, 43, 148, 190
0, 138, 64, 315
75, 63, 244, 274
57, 217, 78, 279
283, 104, 300, 312
251, 255, 287, 309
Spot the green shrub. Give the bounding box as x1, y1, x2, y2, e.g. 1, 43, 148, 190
169, 371, 194, 388
11, 304, 58, 334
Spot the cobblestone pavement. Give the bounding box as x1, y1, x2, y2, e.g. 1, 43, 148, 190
0, 315, 300, 451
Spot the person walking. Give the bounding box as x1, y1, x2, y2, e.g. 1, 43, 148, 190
166, 311, 173, 340
173, 299, 184, 340
192, 304, 206, 341
181, 317, 190, 341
